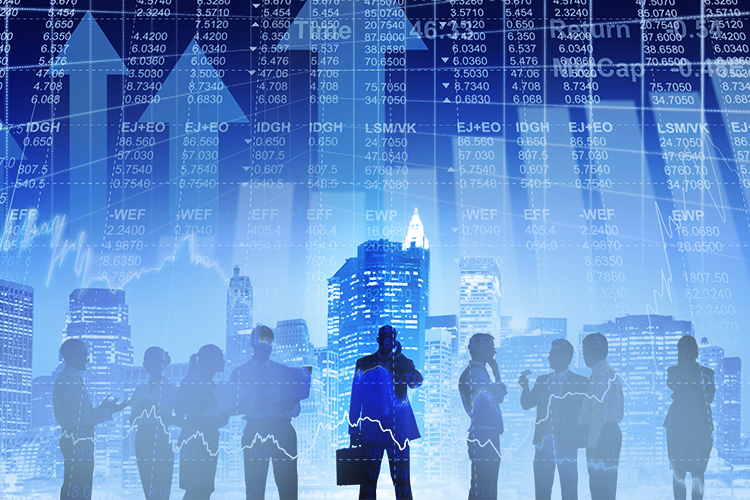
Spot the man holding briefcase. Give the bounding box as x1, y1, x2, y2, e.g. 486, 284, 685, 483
346, 325, 423, 499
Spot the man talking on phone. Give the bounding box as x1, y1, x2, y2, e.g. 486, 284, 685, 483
348, 325, 423, 499
459, 333, 507, 500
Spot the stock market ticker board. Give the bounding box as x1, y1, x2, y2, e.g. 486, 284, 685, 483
1, 0, 750, 498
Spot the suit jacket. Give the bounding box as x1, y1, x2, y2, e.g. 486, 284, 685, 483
349, 351, 423, 445
458, 360, 507, 434
521, 370, 588, 447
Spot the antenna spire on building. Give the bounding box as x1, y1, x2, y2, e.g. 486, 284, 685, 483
403, 207, 429, 250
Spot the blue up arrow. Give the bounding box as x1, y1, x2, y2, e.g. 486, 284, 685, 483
139, 39, 248, 249
280, 0, 427, 227
48, 11, 128, 243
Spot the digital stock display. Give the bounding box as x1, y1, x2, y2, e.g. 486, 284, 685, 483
1, 0, 749, 498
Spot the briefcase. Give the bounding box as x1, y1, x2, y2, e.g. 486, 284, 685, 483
336, 446, 370, 485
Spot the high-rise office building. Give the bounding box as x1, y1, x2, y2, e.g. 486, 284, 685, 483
273, 319, 314, 366
269, 319, 332, 485
219, 266, 254, 489
226, 265, 253, 372
63, 288, 133, 485
722, 357, 741, 463
423, 317, 458, 485
0, 280, 33, 447
315, 346, 338, 483
327, 209, 430, 446
459, 258, 501, 359
582, 314, 692, 471
31, 375, 55, 429
699, 337, 724, 457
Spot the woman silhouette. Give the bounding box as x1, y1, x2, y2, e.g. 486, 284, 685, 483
664, 335, 715, 500
129, 347, 179, 499
174, 344, 227, 500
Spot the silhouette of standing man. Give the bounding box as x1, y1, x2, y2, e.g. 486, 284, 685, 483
520, 338, 587, 500
174, 344, 227, 500
459, 333, 507, 500
230, 325, 311, 500
349, 325, 422, 500
664, 335, 715, 500
54, 339, 125, 500
579, 333, 624, 500
129, 346, 179, 500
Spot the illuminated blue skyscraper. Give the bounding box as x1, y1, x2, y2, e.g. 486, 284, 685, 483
722, 357, 741, 463
327, 209, 430, 445
0, 280, 33, 448
63, 288, 133, 486
459, 258, 501, 358
226, 265, 254, 373
699, 337, 724, 459
422, 315, 460, 484
31, 375, 55, 429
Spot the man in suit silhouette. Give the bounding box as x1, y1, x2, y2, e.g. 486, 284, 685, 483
459, 333, 507, 500
349, 325, 423, 500
231, 325, 311, 500
520, 338, 588, 500
53, 339, 124, 500
579, 332, 624, 500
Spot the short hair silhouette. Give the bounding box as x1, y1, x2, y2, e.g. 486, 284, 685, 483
582, 332, 608, 361
468, 333, 495, 358
379, 324, 398, 338
60, 338, 87, 362
677, 335, 699, 361
551, 338, 574, 364
254, 324, 274, 343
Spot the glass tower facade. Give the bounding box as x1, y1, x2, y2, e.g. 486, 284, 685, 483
722, 357, 741, 463
225, 265, 253, 373
327, 211, 430, 446
0, 280, 33, 448
63, 288, 133, 485
459, 258, 501, 360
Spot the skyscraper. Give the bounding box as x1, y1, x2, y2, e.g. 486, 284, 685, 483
722, 357, 741, 463
63, 288, 133, 486
219, 266, 254, 489
699, 337, 724, 457
315, 346, 338, 482
226, 265, 253, 371
582, 314, 692, 472
423, 316, 458, 485
271, 319, 332, 485
0, 280, 33, 447
31, 375, 55, 430
272, 319, 314, 366
459, 257, 501, 358
327, 209, 430, 446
